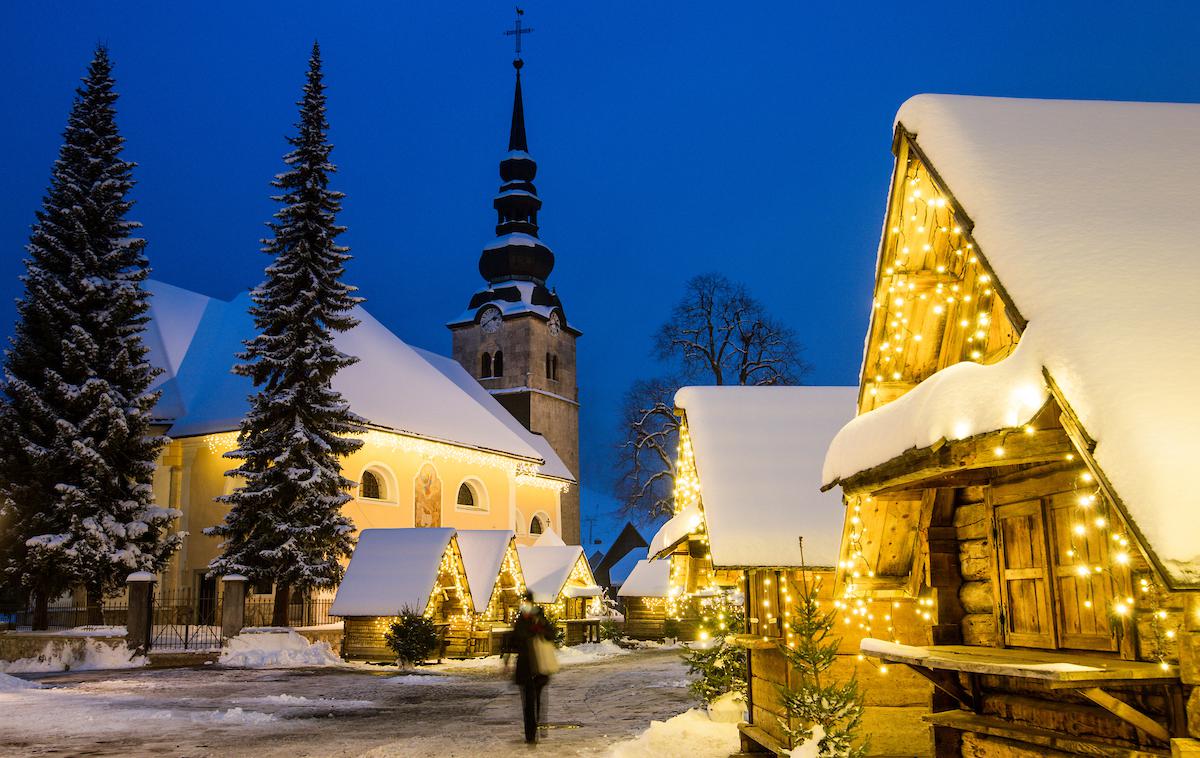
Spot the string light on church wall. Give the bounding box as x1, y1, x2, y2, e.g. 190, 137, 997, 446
200, 428, 568, 491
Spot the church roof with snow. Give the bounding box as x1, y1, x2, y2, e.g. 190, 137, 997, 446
822, 95, 1200, 584
142, 280, 574, 482
675, 386, 857, 569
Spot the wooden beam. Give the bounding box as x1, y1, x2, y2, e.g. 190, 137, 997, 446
834, 428, 1073, 496
903, 664, 976, 712
925, 710, 1165, 758
1076, 687, 1170, 742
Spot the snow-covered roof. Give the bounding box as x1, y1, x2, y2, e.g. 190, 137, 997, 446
617, 559, 671, 598
606, 550, 642, 587
677, 386, 856, 569
823, 95, 1200, 583
647, 505, 701, 559
417, 348, 573, 481
446, 280, 574, 329
484, 232, 541, 251
533, 527, 567, 547
516, 544, 589, 603
455, 530, 517, 614
142, 281, 572, 482
330, 528, 459, 617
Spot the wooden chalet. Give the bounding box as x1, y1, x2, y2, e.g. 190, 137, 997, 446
823, 95, 1200, 757
330, 528, 474, 660
616, 558, 671, 639
653, 385, 930, 756
457, 529, 525, 656
517, 538, 603, 646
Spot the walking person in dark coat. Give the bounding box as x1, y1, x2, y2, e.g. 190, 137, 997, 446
503, 594, 557, 743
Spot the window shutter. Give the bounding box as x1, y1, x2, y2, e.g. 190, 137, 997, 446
994, 500, 1057, 649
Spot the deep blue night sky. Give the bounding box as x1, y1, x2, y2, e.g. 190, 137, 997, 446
3, 2, 1200, 538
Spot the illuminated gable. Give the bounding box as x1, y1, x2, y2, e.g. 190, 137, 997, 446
860, 130, 1023, 414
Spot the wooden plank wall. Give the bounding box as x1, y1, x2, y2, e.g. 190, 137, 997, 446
743, 567, 932, 754
342, 616, 394, 661
623, 598, 666, 639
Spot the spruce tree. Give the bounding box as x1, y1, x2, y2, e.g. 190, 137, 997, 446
0, 46, 181, 628
207, 43, 364, 627
780, 544, 865, 757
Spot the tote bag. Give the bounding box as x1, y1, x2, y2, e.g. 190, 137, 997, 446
531, 636, 560, 676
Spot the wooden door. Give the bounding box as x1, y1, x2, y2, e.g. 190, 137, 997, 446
1045, 493, 1119, 651
994, 500, 1057, 649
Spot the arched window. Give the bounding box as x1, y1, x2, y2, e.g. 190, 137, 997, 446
360, 470, 384, 500
481, 352, 492, 378
493, 351, 504, 377
457, 483, 475, 509
530, 513, 547, 535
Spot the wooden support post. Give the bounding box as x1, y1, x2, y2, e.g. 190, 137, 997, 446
221, 575, 248, 641
125, 572, 156, 654
1076, 686, 1170, 742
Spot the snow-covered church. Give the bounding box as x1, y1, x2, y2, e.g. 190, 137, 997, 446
143, 56, 580, 599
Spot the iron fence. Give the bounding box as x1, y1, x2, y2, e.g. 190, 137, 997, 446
147, 587, 223, 651
244, 596, 336, 628
0, 598, 129, 630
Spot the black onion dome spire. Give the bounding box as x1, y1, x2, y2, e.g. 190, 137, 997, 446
478, 60, 555, 284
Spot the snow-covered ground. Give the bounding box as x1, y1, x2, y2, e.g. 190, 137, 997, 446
0, 637, 147, 674
0, 647, 702, 756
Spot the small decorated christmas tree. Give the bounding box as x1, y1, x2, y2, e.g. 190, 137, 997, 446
780, 540, 865, 757
684, 595, 746, 705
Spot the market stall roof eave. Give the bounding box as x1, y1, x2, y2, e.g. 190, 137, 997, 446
330, 528, 466, 617
675, 386, 856, 569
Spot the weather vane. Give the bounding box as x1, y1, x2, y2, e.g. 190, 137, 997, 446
504, 7, 534, 67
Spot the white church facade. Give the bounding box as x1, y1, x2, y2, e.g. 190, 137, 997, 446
145, 280, 574, 598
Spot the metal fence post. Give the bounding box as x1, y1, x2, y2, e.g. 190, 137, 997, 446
126, 572, 157, 653
221, 575, 248, 642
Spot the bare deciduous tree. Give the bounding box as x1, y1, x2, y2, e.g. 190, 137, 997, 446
617, 274, 809, 520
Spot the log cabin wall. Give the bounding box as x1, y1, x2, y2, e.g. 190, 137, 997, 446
954, 485, 997, 647
914, 461, 1196, 755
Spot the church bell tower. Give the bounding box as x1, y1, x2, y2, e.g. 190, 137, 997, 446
449, 23, 582, 544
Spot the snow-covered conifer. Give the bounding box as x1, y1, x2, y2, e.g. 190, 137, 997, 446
207, 43, 364, 627
0, 46, 181, 627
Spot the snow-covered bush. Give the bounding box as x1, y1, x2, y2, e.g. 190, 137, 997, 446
384, 608, 441, 665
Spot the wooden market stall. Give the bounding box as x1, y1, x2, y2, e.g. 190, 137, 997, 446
616, 558, 671, 639
517, 537, 602, 646
822, 95, 1200, 757
652, 385, 931, 756
456, 529, 524, 655
330, 528, 474, 660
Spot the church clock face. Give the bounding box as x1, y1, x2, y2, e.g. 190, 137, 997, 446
480, 306, 502, 334
547, 311, 561, 336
